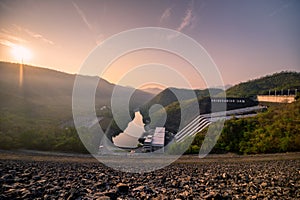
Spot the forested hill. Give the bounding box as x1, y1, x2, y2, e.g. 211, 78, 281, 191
187, 99, 300, 154
139, 88, 224, 133
226, 71, 300, 98
0, 62, 154, 152
141, 87, 223, 110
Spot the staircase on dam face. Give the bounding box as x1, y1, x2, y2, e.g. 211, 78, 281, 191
174, 105, 268, 143
175, 115, 211, 143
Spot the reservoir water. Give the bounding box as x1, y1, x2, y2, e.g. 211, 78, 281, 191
113, 111, 145, 148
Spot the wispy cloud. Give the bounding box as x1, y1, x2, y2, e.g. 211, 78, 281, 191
24, 29, 54, 45
71, 1, 105, 45
72, 1, 93, 31
177, 5, 193, 32
0, 31, 27, 44
160, 7, 172, 24
269, 2, 292, 17
12, 25, 54, 45
0, 30, 26, 50
0, 25, 55, 49
0, 39, 17, 48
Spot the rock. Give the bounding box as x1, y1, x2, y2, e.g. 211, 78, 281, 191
96, 196, 111, 200
104, 190, 117, 199
66, 188, 81, 200
0, 154, 299, 199
178, 190, 189, 198
133, 185, 145, 192
32, 175, 41, 181
2, 174, 13, 180
171, 180, 178, 187
95, 182, 107, 191
261, 182, 268, 187
116, 183, 129, 194
203, 193, 213, 199
214, 193, 223, 200
0, 194, 8, 200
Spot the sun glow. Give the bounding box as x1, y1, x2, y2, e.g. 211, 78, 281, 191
11, 45, 32, 87
11, 45, 32, 62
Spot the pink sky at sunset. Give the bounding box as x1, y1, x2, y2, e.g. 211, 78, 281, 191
0, 0, 299, 89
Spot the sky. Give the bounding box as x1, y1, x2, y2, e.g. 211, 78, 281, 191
0, 0, 299, 89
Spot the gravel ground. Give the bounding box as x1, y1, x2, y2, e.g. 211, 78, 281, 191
0, 151, 299, 199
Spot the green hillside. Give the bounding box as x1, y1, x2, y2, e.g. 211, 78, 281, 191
1, 62, 299, 154
0, 62, 153, 152
226, 71, 300, 98
141, 71, 300, 154
139, 88, 224, 132
188, 100, 300, 154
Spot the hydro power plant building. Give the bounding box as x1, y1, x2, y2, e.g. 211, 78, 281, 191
143, 127, 165, 153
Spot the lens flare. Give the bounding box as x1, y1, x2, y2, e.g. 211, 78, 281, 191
11, 45, 32, 87
11, 45, 32, 62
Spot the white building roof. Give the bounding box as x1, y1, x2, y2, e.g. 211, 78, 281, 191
152, 127, 165, 147
144, 135, 153, 144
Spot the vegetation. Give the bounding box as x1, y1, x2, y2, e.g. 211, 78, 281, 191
0, 62, 153, 153
226, 71, 300, 98
1, 62, 299, 155
140, 88, 224, 132
188, 100, 300, 154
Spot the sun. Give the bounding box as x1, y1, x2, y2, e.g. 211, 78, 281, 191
11, 45, 32, 62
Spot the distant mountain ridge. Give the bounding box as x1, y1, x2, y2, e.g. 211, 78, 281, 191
139, 87, 224, 132
1, 61, 299, 153
0, 61, 154, 129
141, 87, 163, 95
225, 71, 300, 98
139, 71, 300, 133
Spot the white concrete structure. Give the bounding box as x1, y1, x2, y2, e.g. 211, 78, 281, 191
143, 135, 153, 152
175, 116, 211, 143
152, 127, 165, 153
257, 95, 296, 103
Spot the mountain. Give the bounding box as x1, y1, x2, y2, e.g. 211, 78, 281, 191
226, 71, 300, 98
140, 87, 164, 95
141, 87, 224, 109
0, 62, 154, 151
189, 98, 300, 154
0, 61, 153, 121
1, 62, 298, 153
139, 71, 300, 133
139, 87, 224, 132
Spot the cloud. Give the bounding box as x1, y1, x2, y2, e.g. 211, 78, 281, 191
0, 25, 54, 47
0, 30, 27, 50
72, 1, 93, 31
12, 25, 54, 45
71, 1, 105, 46
177, 7, 193, 32
269, 2, 292, 17
23, 29, 54, 45
0, 31, 27, 44
0, 39, 16, 47
160, 7, 172, 24
165, 1, 196, 40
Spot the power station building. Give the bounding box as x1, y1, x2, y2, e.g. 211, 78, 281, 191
143, 127, 165, 153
